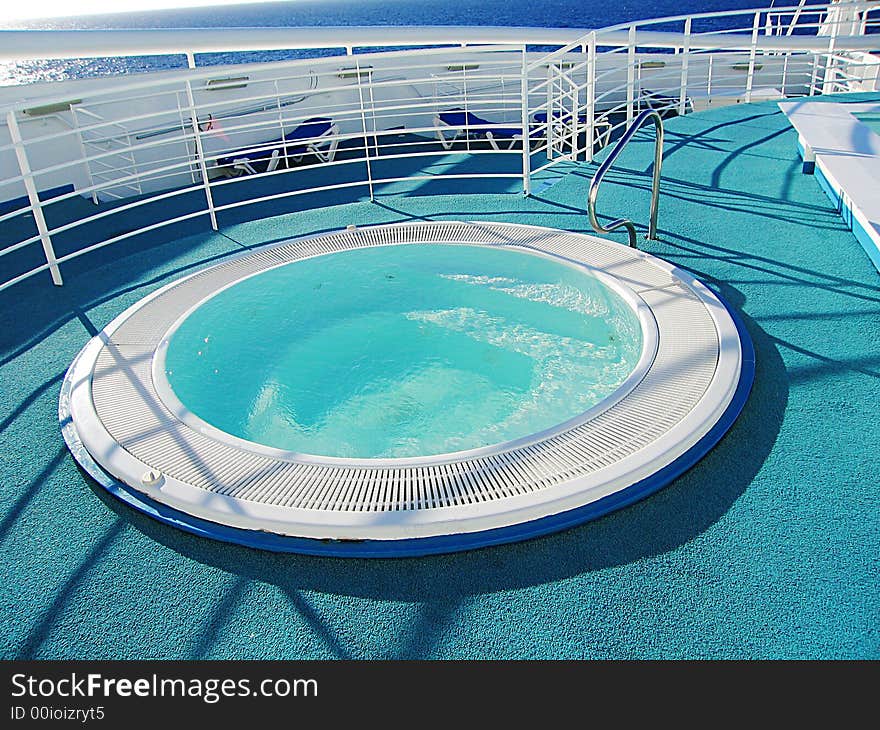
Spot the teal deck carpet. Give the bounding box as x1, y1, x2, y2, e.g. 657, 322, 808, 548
1, 94, 878, 658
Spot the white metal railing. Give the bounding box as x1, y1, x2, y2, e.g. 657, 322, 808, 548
525, 1, 880, 172
0, 2, 877, 292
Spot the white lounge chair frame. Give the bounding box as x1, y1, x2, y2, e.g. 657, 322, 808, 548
434, 114, 522, 151
230, 148, 282, 176
284, 122, 341, 164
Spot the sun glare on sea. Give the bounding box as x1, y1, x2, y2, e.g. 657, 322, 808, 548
1, 0, 283, 23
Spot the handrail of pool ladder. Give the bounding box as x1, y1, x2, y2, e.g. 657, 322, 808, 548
588, 108, 664, 249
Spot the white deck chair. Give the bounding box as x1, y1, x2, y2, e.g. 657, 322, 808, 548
434, 110, 522, 150
230, 148, 281, 176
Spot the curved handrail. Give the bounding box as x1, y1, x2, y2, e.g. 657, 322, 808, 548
588, 109, 664, 249
529, 1, 880, 68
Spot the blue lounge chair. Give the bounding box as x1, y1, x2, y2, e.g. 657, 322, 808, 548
217, 117, 339, 175
281, 117, 340, 163
434, 109, 522, 150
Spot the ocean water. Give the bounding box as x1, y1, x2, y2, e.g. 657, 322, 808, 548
0, 0, 789, 86
163, 244, 643, 458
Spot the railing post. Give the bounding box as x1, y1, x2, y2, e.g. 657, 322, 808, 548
626, 25, 636, 123
545, 58, 554, 160
707, 55, 714, 100
521, 46, 531, 196
568, 63, 577, 161
821, 10, 840, 95
786, 3, 805, 36
185, 52, 196, 69
6, 111, 63, 286
745, 11, 761, 103
585, 32, 597, 164
355, 59, 375, 202
462, 62, 471, 153
183, 78, 218, 230
781, 52, 790, 96
809, 53, 820, 95
678, 17, 692, 115
68, 105, 99, 205
274, 79, 287, 162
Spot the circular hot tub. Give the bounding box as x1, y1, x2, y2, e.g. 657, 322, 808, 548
60, 221, 753, 556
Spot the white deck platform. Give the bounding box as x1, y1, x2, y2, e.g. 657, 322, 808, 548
779, 100, 880, 271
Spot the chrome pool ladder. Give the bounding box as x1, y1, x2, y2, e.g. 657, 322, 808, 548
588, 109, 664, 248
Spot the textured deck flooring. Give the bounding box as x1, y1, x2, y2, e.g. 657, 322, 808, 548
1, 93, 878, 658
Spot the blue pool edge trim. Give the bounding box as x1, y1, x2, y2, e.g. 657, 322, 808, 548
59, 286, 756, 559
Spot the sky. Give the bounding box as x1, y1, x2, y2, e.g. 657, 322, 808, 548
0, 1, 284, 23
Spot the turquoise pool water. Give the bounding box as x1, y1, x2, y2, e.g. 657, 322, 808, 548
855, 113, 880, 136
163, 243, 642, 458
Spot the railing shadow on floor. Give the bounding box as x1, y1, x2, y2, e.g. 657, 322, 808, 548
75, 287, 784, 599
